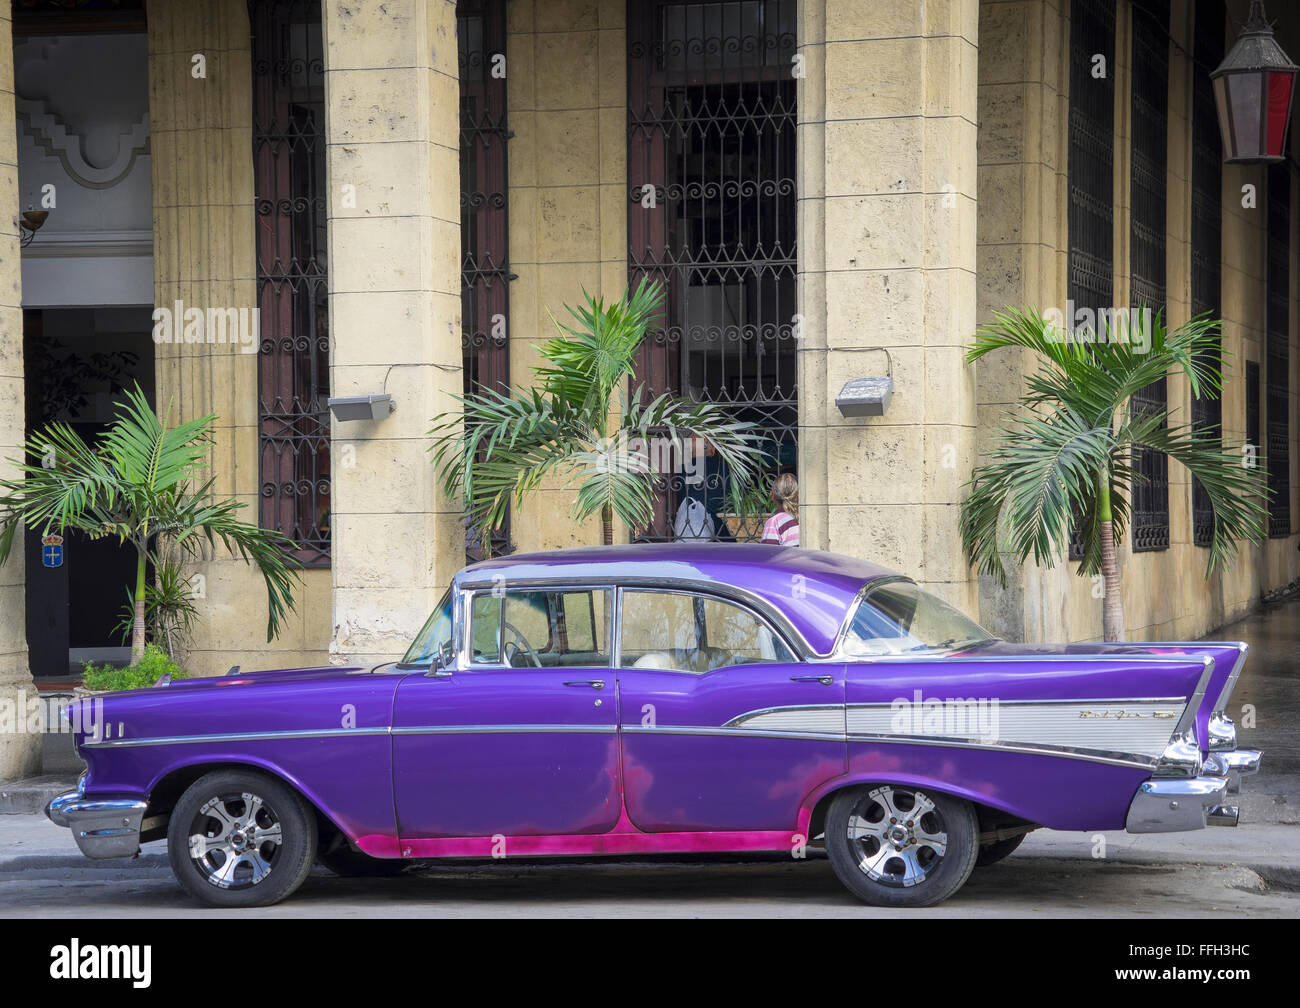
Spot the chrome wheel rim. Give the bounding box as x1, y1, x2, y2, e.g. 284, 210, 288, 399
187, 791, 283, 890
846, 786, 947, 888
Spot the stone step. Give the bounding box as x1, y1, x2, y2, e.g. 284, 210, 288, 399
0, 774, 79, 815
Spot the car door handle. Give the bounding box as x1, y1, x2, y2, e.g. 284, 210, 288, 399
564, 680, 605, 690
790, 675, 834, 685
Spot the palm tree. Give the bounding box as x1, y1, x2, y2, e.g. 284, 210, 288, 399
0, 384, 300, 661
960, 307, 1268, 641
431, 280, 769, 549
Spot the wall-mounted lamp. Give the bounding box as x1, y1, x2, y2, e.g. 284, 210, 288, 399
1212, 0, 1298, 163
836, 376, 894, 417
327, 394, 395, 422
835, 347, 894, 417
17, 209, 49, 248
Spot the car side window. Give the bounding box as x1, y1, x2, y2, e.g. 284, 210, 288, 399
618, 590, 793, 673
471, 589, 611, 668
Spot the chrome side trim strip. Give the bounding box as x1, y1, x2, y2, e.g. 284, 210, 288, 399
623, 724, 1157, 769
1215, 643, 1249, 713
727, 699, 1184, 755
1175, 655, 1217, 737
81, 727, 391, 750
842, 733, 1157, 770
84, 723, 623, 749
391, 724, 617, 736
622, 724, 846, 743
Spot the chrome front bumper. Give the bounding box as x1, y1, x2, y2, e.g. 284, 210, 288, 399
45, 789, 148, 859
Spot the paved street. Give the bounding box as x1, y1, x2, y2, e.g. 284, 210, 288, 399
0, 807, 1296, 917
2, 601, 1296, 918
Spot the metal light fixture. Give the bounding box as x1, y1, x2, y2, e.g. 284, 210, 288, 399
327, 394, 395, 422
17, 209, 49, 248
1212, 0, 1299, 163
835, 377, 894, 418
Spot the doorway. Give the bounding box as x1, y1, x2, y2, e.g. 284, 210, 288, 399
23, 307, 155, 679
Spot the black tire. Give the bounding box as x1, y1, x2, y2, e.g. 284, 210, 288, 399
167, 769, 317, 908
975, 832, 1026, 867
318, 843, 406, 878
825, 784, 979, 908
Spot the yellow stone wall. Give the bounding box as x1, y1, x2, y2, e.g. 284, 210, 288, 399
976, 0, 1299, 644
2, 0, 1299, 733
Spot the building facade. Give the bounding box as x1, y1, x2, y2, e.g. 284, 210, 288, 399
1, 0, 1297, 779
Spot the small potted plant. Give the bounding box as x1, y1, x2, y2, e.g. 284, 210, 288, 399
720, 478, 772, 542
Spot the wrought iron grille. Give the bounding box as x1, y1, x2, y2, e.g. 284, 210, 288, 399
251, 0, 330, 566
458, 0, 513, 560
1266, 161, 1291, 538
1128, 0, 1170, 553
1067, 0, 1116, 560
1190, 0, 1225, 548
627, 0, 798, 543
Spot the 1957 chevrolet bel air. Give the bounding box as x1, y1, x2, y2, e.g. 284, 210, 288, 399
47, 544, 1261, 908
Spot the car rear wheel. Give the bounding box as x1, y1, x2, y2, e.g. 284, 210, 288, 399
167, 770, 316, 908
825, 784, 979, 908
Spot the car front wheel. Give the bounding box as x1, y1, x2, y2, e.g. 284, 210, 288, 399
167, 769, 316, 908
825, 784, 979, 908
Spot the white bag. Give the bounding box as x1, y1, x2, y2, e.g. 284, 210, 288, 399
673, 497, 716, 541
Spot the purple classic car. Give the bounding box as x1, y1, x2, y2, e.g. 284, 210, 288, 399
46, 544, 1260, 908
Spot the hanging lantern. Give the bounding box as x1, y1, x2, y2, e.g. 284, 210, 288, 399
1212, 1, 1299, 163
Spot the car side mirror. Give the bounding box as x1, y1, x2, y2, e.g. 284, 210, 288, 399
428, 640, 456, 677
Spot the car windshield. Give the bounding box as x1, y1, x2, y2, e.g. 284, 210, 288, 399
841, 580, 995, 656
400, 590, 454, 668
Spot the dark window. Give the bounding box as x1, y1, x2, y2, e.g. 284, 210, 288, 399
1191, 0, 1225, 548
457, 0, 513, 560
1129, 0, 1170, 553
1066, 0, 1116, 560
627, 0, 798, 542
251, 0, 330, 566
1246, 360, 1261, 474
1267, 161, 1291, 538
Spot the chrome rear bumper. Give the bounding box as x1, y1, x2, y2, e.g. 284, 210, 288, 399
45, 790, 147, 859
1126, 747, 1262, 833
1203, 748, 1261, 794
1125, 776, 1228, 833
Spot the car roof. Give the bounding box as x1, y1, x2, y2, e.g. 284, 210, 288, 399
456, 543, 902, 656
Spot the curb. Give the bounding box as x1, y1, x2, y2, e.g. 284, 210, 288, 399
0, 775, 79, 815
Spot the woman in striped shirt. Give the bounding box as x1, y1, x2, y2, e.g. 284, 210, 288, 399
760, 473, 800, 546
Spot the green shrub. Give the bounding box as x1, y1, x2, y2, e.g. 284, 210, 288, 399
82, 644, 191, 692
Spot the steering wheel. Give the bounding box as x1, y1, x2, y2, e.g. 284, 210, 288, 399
501, 620, 542, 668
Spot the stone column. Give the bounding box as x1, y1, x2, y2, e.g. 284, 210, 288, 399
324, 0, 465, 664
148, 0, 329, 676
799, 0, 981, 612
0, 5, 39, 780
